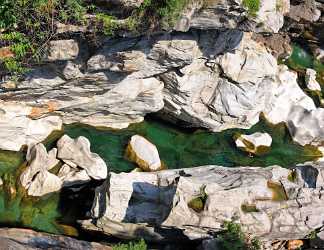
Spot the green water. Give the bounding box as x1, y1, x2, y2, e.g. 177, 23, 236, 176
64, 116, 321, 172
286, 45, 324, 74
285, 45, 324, 105
0, 117, 321, 236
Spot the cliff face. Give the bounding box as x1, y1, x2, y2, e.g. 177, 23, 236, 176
0, 0, 323, 249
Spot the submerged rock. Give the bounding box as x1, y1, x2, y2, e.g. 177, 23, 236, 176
235, 132, 272, 156
57, 135, 107, 180
125, 135, 162, 172
84, 162, 324, 242
0, 227, 111, 250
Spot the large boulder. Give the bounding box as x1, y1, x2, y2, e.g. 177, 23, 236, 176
84, 163, 324, 242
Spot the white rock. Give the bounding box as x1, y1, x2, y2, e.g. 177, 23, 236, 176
305, 68, 321, 91
286, 106, 324, 146
235, 132, 272, 155
126, 135, 162, 171
57, 135, 107, 180
264, 65, 316, 124
20, 144, 59, 189
0, 102, 62, 151
219, 33, 278, 85
27, 170, 62, 197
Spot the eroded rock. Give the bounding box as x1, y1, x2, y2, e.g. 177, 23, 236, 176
20, 144, 59, 190
57, 135, 107, 180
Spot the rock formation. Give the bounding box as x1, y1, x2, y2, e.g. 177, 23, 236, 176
20, 135, 107, 196
83, 162, 324, 242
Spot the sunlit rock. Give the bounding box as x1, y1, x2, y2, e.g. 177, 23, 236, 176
305, 68, 321, 91
57, 135, 107, 180
235, 132, 272, 156
126, 135, 162, 172
264, 65, 316, 124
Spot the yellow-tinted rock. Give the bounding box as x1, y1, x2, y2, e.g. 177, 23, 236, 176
125, 135, 162, 172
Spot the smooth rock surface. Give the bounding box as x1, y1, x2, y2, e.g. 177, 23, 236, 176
235, 132, 272, 156
57, 135, 107, 180
126, 135, 162, 171
85, 163, 324, 242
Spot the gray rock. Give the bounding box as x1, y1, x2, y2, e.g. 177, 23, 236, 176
58, 164, 91, 187
84, 163, 324, 242
0, 227, 112, 250
46, 39, 80, 62
57, 135, 107, 180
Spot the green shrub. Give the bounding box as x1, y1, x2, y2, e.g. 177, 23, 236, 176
112, 239, 147, 250
217, 221, 261, 250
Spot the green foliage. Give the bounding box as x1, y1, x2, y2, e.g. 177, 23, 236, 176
112, 239, 147, 250
96, 13, 119, 36
217, 221, 261, 250
242, 0, 260, 16
0, 0, 87, 75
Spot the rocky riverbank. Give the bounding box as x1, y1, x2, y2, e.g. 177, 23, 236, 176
0, 0, 324, 249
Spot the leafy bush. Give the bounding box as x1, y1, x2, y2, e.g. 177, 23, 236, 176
112, 239, 147, 250
217, 221, 261, 250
